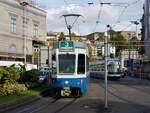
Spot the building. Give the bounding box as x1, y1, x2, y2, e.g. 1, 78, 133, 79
86, 32, 104, 43
0, 0, 46, 65
141, 0, 150, 58
121, 50, 139, 60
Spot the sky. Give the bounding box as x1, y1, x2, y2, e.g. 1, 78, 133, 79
36, 0, 144, 35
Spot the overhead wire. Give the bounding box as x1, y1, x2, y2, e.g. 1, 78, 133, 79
88, 0, 94, 5
112, 6, 128, 29
119, 23, 133, 32
93, 0, 103, 32
63, 0, 74, 13
111, 0, 141, 30
130, 0, 141, 6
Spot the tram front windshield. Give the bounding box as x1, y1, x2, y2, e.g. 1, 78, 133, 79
59, 54, 75, 74
108, 63, 120, 74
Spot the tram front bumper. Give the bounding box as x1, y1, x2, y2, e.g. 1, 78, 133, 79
52, 78, 87, 94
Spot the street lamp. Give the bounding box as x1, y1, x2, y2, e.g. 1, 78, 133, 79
62, 14, 81, 40
20, 1, 29, 65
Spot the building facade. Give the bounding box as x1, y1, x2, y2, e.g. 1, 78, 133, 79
142, 0, 150, 58
0, 0, 46, 64
119, 31, 136, 41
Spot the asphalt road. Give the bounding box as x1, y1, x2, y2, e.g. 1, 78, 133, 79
4, 76, 150, 113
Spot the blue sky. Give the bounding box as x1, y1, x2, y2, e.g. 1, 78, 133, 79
37, 0, 144, 35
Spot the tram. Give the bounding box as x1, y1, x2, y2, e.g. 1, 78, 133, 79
51, 41, 89, 96
107, 58, 122, 79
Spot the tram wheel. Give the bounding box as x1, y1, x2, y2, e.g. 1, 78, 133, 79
55, 88, 61, 97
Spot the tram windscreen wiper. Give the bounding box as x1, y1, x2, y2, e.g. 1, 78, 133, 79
59, 54, 75, 74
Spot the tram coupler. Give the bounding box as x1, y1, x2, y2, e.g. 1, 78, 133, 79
61, 87, 71, 96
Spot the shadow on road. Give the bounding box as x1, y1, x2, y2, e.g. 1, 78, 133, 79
40, 87, 55, 98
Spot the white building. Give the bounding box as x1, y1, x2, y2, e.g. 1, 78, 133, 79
121, 50, 139, 60
40, 46, 52, 67
0, 0, 46, 64
102, 45, 116, 57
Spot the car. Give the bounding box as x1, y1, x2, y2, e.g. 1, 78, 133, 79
38, 69, 49, 82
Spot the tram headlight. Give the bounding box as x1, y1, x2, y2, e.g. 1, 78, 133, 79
65, 81, 69, 85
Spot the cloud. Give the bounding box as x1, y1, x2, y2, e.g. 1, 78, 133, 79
45, 0, 144, 35
46, 4, 123, 35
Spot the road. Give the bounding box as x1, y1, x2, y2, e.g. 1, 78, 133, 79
3, 76, 150, 113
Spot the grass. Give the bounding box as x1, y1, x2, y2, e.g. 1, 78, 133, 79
0, 84, 51, 104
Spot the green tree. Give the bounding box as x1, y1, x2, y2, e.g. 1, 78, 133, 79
110, 33, 128, 56
129, 36, 140, 50
71, 32, 78, 41
95, 33, 104, 41
58, 32, 65, 41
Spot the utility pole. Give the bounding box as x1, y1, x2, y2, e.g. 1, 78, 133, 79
20, 1, 28, 65
130, 21, 139, 39
128, 33, 132, 75
68, 25, 72, 40
104, 25, 110, 109
47, 45, 51, 84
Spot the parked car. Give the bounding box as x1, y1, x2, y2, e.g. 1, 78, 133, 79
39, 69, 49, 82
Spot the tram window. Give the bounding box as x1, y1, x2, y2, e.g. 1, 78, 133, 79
52, 54, 56, 74
78, 54, 85, 74
59, 54, 75, 74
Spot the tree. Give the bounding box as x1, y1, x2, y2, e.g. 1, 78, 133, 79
110, 32, 128, 56
129, 36, 140, 50
58, 32, 65, 41
95, 33, 104, 42
71, 32, 78, 41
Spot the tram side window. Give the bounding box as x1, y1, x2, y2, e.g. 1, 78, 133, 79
52, 54, 56, 74
78, 54, 85, 74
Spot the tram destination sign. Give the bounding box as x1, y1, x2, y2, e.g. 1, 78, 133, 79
59, 41, 74, 51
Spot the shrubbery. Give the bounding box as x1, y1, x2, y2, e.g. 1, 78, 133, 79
20, 69, 39, 83
0, 65, 40, 96
0, 80, 27, 96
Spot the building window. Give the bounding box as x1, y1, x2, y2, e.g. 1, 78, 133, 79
33, 24, 38, 37
9, 44, 17, 53
22, 17, 28, 36
10, 16, 17, 33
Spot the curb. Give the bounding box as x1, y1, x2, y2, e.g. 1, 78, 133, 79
0, 96, 40, 113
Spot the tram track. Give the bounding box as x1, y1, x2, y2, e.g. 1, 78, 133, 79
11, 97, 60, 113
92, 77, 150, 113
52, 98, 78, 113
13, 96, 79, 113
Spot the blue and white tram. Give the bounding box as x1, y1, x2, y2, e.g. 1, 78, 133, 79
107, 58, 122, 79
51, 41, 89, 96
